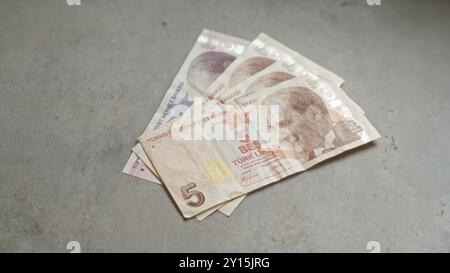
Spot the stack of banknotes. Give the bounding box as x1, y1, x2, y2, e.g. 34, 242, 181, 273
123, 29, 380, 221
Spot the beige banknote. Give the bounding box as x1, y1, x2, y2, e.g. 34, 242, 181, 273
139, 75, 380, 218
123, 29, 250, 218
133, 32, 352, 217
124, 30, 349, 219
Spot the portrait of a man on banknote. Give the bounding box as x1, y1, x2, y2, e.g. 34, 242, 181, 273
229, 57, 275, 87
187, 51, 236, 96
263, 86, 361, 162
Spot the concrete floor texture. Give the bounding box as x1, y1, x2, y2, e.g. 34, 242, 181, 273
0, 0, 449, 252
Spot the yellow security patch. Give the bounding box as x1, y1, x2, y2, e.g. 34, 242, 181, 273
203, 161, 231, 182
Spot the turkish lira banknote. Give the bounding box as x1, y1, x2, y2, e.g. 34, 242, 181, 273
138, 42, 380, 218
124, 30, 367, 220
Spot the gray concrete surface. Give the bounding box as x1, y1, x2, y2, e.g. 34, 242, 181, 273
1, 0, 449, 252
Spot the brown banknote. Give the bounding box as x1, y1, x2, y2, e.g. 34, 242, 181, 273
125, 31, 349, 219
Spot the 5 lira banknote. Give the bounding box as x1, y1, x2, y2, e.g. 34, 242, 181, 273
123, 29, 379, 220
